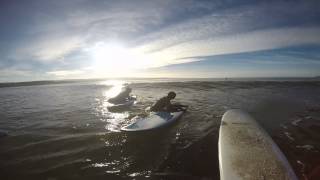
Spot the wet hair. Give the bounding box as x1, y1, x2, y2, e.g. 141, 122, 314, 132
168, 91, 176, 98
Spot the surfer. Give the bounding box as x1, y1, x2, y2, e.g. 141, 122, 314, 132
108, 86, 132, 104
150, 91, 187, 112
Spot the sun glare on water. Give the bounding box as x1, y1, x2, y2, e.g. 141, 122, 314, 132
100, 80, 126, 98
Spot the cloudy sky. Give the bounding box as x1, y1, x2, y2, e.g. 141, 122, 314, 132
0, 0, 320, 82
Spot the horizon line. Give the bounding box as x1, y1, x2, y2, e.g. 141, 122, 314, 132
1, 76, 320, 84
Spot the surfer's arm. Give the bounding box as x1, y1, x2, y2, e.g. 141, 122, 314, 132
171, 104, 188, 112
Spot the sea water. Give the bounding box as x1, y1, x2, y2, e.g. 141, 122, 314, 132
0, 79, 319, 179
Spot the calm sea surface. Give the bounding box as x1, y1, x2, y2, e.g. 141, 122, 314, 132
0, 79, 320, 179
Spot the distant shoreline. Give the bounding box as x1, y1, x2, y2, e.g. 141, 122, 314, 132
0, 77, 319, 88
0, 80, 81, 88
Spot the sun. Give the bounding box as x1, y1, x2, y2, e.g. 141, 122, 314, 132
88, 42, 151, 76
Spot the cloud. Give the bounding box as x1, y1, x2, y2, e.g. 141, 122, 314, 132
10, 34, 84, 62
1, 0, 320, 81
0, 68, 41, 82
47, 70, 85, 76
0, 68, 33, 76
5, 0, 320, 64
132, 0, 320, 50
136, 26, 320, 67
3, 0, 181, 62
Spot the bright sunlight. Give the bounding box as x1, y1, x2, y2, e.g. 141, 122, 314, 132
88, 42, 151, 76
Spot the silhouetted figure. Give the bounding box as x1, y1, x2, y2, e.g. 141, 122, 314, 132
108, 86, 132, 104
150, 91, 187, 112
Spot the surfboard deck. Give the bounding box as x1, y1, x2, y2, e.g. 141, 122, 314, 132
121, 110, 185, 132
219, 109, 298, 180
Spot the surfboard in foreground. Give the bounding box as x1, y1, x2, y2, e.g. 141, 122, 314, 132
219, 109, 298, 180
121, 109, 186, 132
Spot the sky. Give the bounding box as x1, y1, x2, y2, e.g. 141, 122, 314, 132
0, 0, 320, 82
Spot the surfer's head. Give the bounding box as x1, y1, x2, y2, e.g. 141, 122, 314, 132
168, 91, 176, 99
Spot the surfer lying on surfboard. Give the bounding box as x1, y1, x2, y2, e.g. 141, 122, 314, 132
150, 91, 188, 112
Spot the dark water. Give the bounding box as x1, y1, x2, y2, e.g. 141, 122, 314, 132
0, 79, 320, 180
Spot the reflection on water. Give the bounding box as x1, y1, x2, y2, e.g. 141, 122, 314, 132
100, 80, 126, 98
95, 80, 130, 132
104, 112, 129, 132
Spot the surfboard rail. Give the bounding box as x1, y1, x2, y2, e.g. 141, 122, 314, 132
121, 110, 185, 132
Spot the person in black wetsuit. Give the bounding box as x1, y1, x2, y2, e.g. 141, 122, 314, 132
150, 91, 187, 112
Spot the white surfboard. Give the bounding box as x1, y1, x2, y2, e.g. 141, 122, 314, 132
219, 109, 298, 180
121, 110, 185, 132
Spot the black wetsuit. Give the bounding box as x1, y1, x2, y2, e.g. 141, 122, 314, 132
150, 96, 172, 112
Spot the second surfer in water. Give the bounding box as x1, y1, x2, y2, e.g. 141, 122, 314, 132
108, 86, 132, 104
150, 91, 187, 112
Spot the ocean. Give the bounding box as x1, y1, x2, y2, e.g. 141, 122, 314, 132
0, 79, 319, 179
